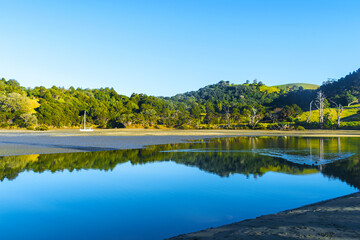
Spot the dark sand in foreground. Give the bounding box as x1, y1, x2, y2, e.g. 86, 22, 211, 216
0, 129, 359, 239
169, 192, 360, 240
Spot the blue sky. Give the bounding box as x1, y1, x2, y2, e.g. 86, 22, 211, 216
1, 0, 359, 96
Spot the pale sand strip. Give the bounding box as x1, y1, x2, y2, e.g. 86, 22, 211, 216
168, 192, 360, 240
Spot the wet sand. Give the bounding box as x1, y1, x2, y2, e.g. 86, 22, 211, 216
168, 192, 360, 240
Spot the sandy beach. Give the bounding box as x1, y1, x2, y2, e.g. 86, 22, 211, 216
0, 128, 359, 239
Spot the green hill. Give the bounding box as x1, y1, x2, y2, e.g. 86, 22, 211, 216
320, 68, 360, 106
274, 83, 320, 91
298, 104, 360, 122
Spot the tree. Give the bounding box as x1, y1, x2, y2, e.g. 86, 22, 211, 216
0, 93, 33, 126
315, 91, 326, 126
306, 100, 313, 123
279, 104, 303, 121
224, 105, 231, 128
19, 113, 38, 127
247, 106, 262, 128
331, 101, 344, 128
0, 93, 32, 113
346, 92, 358, 106
268, 111, 279, 123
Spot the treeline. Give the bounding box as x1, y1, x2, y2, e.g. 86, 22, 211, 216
0, 68, 359, 130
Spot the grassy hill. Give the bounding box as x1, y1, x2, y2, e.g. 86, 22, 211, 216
274, 83, 320, 91
298, 104, 360, 126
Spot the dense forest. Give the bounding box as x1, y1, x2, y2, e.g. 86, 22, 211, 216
0, 68, 359, 130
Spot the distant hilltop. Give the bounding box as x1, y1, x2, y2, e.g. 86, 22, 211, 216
273, 83, 320, 91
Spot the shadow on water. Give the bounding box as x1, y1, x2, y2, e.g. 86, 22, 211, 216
0, 136, 359, 189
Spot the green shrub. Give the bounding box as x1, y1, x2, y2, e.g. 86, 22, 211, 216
35, 125, 49, 131
178, 124, 191, 129
0, 123, 9, 128
295, 125, 305, 130
255, 123, 267, 130
339, 121, 360, 129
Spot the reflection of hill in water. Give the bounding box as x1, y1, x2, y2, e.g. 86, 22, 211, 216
322, 159, 360, 189
0, 137, 359, 189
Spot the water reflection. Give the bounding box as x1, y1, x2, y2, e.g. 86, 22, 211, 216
0, 137, 359, 189
0, 136, 359, 240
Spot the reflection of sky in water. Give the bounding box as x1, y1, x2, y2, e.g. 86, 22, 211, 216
0, 161, 356, 240
162, 149, 355, 166
0, 137, 359, 239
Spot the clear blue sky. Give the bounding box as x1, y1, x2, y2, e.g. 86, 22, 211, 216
1, 0, 359, 96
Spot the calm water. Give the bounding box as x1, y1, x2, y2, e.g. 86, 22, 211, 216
0, 137, 359, 240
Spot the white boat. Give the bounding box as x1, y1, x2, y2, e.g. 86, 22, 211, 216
80, 110, 93, 132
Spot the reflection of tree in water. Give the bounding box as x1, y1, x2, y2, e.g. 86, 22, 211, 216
321, 157, 360, 189
0, 137, 359, 189
0, 148, 317, 181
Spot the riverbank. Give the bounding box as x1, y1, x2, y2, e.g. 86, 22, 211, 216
0, 129, 359, 156
2, 128, 360, 137
169, 192, 360, 240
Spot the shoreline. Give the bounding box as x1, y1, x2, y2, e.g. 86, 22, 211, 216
168, 192, 360, 240
1, 128, 360, 137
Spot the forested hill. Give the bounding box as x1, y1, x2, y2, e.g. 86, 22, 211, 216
171, 80, 279, 106
0, 67, 359, 130
319, 69, 360, 106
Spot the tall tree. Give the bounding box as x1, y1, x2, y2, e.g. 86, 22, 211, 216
331, 101, 344, 128
248, 106, 262, 128
315, 91, 326, 126
306, 100, 313, 123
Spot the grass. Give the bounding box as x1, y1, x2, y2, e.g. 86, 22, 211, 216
298, 105, 360, 123
274, 83, 320, 91
258, 85, 280, 94
30, 99, 40, 114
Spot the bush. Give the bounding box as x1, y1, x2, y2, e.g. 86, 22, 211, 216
255, 123, 267, 130
295, 125, 305, 130
0, 123, 9, 128
177, 124, 191, 129
35, 125, 49, 131
267, 123, 292, 130
339, 121, 360, 129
